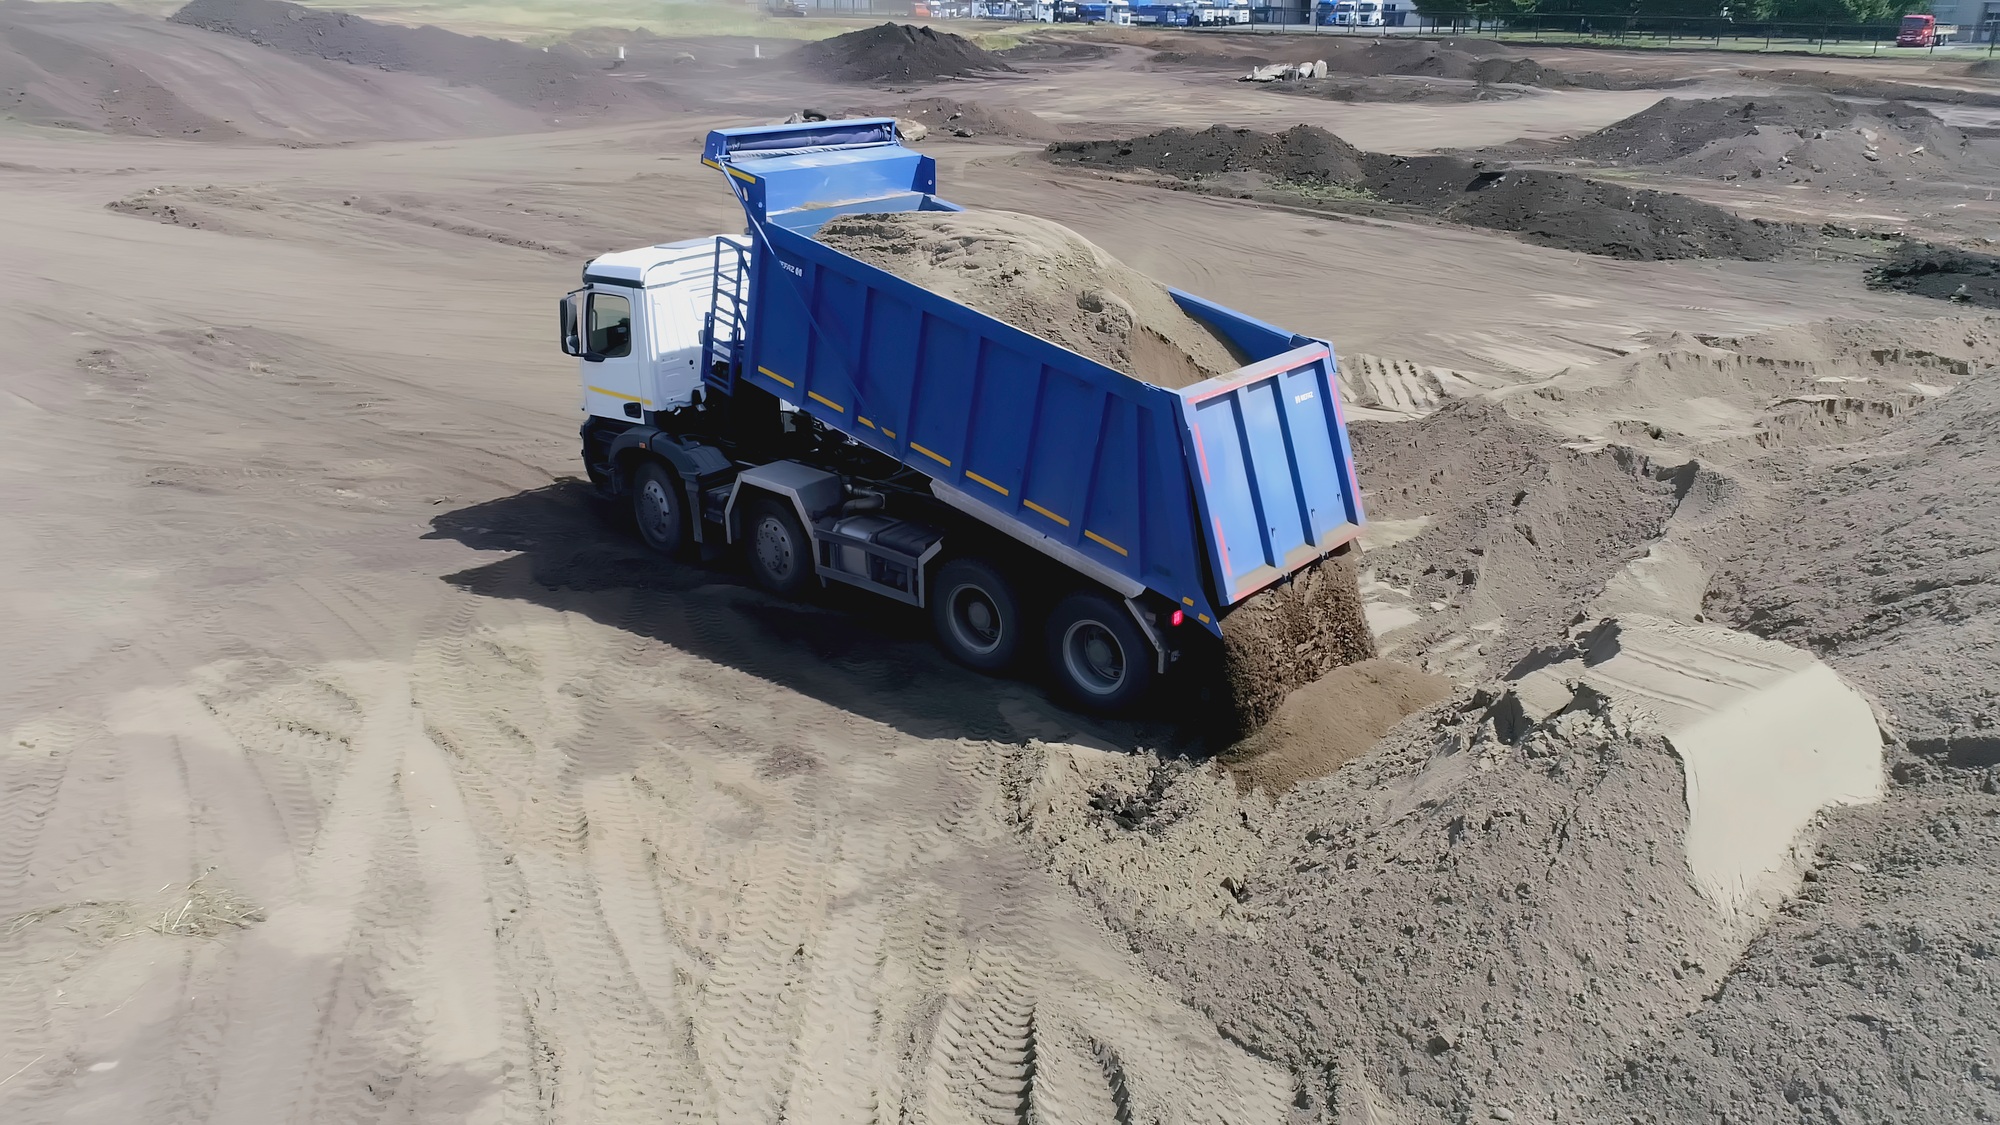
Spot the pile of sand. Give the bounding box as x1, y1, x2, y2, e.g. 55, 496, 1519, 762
1707, 367, 2000, 762
1025, 690, 1742, 1122
815, 209, 1243, 387
170, 0, 669, 115
1048, 124, 1790, 262
1348, 400, 1688, 679
1212, 552, 1377, 740
1223, 658, 1450, 793
1869, 243, 2000, 309
789, 23, 1012, 85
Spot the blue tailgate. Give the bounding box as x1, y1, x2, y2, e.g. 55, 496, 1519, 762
1177, 341, 1365, 605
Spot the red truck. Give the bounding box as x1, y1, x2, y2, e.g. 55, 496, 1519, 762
1896, 13, 1956, 46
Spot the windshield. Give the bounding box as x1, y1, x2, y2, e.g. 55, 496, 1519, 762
1901, 14, 1927, 26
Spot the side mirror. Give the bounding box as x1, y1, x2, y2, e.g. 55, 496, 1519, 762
559, 291, 584, 356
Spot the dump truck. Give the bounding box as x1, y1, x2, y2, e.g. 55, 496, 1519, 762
1896, 13, 1955, 46
562, 119, 1366, 713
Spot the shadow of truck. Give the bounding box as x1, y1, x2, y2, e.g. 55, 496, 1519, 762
424, 480, 1208, 754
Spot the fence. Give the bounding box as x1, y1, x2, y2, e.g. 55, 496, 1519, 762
1243, 9, 2000, 51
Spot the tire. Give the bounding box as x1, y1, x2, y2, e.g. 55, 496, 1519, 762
742, 494, 812, 597
629, 461, 686, 556
1044, 590, 1156, 714
931, 557, 1023, 673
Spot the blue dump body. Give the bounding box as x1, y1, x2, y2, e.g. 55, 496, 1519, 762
702, 120, 1364, 636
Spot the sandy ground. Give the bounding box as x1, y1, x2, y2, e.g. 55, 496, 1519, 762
4, 8, 1999, 1124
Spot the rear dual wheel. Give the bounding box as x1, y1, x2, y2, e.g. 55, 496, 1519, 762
1045, 590, 1156, 713
931, 557, 1023, 672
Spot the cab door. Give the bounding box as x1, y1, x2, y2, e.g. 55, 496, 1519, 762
574, 287, 649, 421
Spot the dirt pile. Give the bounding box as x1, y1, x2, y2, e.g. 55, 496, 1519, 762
1049, 123, 1370, 187
1028, 692, 1738, 1122
1048, 124, 1790, 262
1213, 551, 1377, 739
1268, 75, 1526, 104
1597, 770, 2000, 1124
169, 0, 667, 115
1223, 658, 1450, 793
1869, 243, 2000, 309
1564, 94, 1879, 164
789, 23, 1012, 85
1707, 368, 2000, 762
869, 96, 1058, 141
1746, 67, 2000, 109
814, 208, 1243, 386
1559, 94, 1987, 192
1349, 400, 1687, 680
1373, 154, 1788, 261
0, 2, 243, 138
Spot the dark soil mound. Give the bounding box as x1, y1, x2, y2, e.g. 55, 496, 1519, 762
1370, 155, 1789, 261
1050, 124, 1369, 186
1868, 244, 2000, 309
1964, 58, 2000, 79
1323, 37, 1656, 89
874, 96, 1058, 140
1048, 125, 1789, 262
168, 0, 662, 115
1567, 94, 1896, 164
1555, 94, 1990, 195
996, 38, 1110, 63
1747, 68, 2000, 109
789, 23, 1011, 84
1268, 76, 1523, 104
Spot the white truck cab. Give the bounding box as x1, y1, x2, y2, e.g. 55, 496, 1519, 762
560, 235, 748, 424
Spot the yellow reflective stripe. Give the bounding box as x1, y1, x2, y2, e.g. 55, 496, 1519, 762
909, 442, 950, 467
756, 365, 794, 388
1182, 597, 1195, 606
1022, 499, 1069, 527
1197, 613, 1211, 624
1083, 529, 1128, 557
857, 416, 877, 429
700, 157, 720, 170
964, 470, 1008, 496
727, 166, 756, 184
882, 427, 897, 439
587, 385, 650, 405
806, 391, 845, 414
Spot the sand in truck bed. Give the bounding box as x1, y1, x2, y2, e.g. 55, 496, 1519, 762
815, 209, 1246, 389
817, 207, 1372, 737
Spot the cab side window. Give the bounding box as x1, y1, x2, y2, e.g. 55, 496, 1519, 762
588, 292, 632, 358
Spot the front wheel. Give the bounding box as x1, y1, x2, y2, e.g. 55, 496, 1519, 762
742, 494, 812, 598
1044, 590, 1156, 714
931, 557, 1023, 672
630, 461, 686, 556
